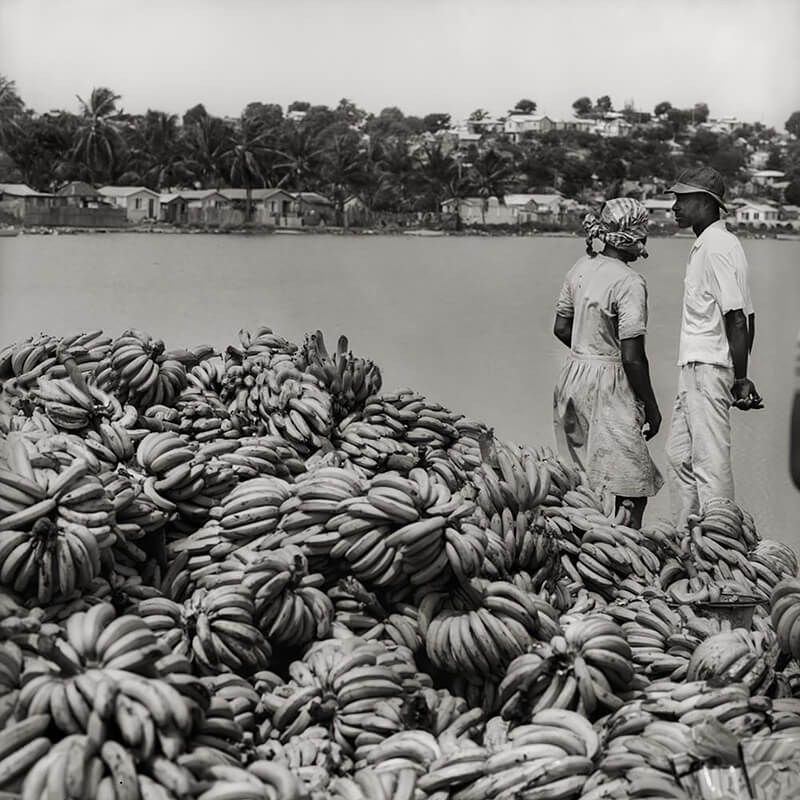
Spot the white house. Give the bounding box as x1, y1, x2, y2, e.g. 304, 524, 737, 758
441, 193, 564, 225
98, 186, 160, 222
735, 201, 780, 227
750, 170, 786, 187
643, 198, 675, 222
504, 114, 556, 142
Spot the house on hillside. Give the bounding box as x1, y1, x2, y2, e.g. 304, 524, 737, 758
643, 198, 675, 222
507, 193, 563, 222
596, 118, 633, 138
504, 114, 556, 142
750, 170, 786, 187
735, 201, 779, 227
98, 186, 160, 222
441, 193, 564, 225
556, 118, 596, 134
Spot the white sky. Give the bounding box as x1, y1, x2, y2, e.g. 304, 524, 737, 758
1, 0, 798, 129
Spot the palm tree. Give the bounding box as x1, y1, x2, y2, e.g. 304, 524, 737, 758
125, 110, 188, 190
181, 115, 231, 188
376, 138, 415, 211
468, 147, 516, 224
0, 75, 24, 149
268, 121, 325, 191
71, 87, 125, 184
319, 125, 368, 226
415, 142, 463, 213
221, 117, 270, 222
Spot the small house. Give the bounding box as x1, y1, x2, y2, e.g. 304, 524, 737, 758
294, 192, 335, 226
219, 188, 301, 226
56, 181, 105, 208
98, 186, 161, 222
644, 198, 676, 222
735, 201, 780, 227
0, 183, 57, 220
504, 114, 556, 142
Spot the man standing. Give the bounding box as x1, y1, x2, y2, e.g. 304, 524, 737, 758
665, 166, 762, 529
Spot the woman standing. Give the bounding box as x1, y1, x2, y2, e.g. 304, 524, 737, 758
553, 198, 662, 528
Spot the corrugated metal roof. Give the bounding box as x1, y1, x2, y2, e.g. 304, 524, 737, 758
294, 192, 332, 205
219, 188, 290, 201
56, 181, 101, 197
0, 183, 46, 197
98, 186, 160, 198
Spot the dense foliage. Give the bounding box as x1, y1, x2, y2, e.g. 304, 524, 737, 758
1, 77, 798, 218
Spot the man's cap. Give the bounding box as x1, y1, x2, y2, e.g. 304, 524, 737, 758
667, 166, 727, 211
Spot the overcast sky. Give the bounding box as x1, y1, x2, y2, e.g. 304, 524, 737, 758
1, 0, 798, 129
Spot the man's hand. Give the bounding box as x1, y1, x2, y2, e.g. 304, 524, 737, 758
732, 378, 763, 410
643, 403, 662, 440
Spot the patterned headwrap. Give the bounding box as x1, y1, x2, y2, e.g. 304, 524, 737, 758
582, 197, 649, 259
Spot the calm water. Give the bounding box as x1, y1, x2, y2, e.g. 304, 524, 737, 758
1, 232, 798, 548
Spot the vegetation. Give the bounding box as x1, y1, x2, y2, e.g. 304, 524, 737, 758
0, 76, 798, 224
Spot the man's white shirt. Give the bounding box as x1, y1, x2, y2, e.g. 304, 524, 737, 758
677, 220, 754, 368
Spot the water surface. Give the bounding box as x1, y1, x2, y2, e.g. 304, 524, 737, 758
1, 232, 798, 547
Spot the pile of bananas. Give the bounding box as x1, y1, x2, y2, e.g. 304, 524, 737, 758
2, 323, 800, 800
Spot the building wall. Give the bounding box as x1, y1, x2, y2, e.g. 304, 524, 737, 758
18, 205, 128, 227
123, 192, 160, 222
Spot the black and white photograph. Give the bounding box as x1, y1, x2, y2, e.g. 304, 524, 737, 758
1, 0, 800, 798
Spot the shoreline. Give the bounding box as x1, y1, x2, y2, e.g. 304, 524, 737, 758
4, 224, 799, 241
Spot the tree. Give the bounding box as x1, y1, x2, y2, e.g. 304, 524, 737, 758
693, 103, 710, 124
319, 123, 367, 225
654, 101, 672, 117
467, 147, 514, 223
0, 75, 25, 148
468, 108, 490, 123
71, 87, 125, 183
242, 102, 283, 133
711, 146, 745, 181
287, 100, 311, 113
415, 141, 459, 210
221, 115, 270, 221
334, 98, 366, 128
513, 99, 537, 114
785, 180, 800, 205
572, 97, 592, 117
595, 95, 613, 113
181, 114, 231, 188
422, 113, 451, 134
182, 103, 208, 127
766, 147, 784, 171
786, 111, 800, 138
268, 121, 324, 190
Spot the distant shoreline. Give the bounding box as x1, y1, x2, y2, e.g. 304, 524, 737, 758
3, 223, 799, 241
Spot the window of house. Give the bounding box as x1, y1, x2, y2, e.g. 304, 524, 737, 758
753, 212, 760, 220
135, 198, 142, 209
270, 201, 276, 213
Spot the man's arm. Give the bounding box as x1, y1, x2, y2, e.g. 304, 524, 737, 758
725, 308, 762, 409
748, 312, 755, 354
620, 335, 661, 440
553, 314, 573, 349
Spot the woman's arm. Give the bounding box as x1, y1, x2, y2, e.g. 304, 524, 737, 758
621, 335, 661, 440
553, 314, 573, 348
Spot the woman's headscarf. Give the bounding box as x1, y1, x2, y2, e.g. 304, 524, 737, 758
582, 197, 649, 259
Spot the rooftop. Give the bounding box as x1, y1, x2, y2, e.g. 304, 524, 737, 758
98, 185, 159, 197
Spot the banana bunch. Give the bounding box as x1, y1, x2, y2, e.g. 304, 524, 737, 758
296, 330, 383, 421
0, 639, 23, 727
329, 578, 422, 653
687, 628, 777, 690
256, 724, 347, 796
771, 577, 800, 660
210, 475, 292, 545
260, 637, 410, 757
421, 446, 469, 494
180, 759, 304, 800
570, 521, 661, 600
444, 709, 597, 800
172, 388, 242, 444
136, 587, 271, 677
229, 325, 299, 363
277, 466, 364, 558
327, 766, 420, 800
607, 597, 685, 679
416, 687, 486, 737
0, 329, 111, 387
250, 358, 334, 454
99, 329, 189, 410
421, 579, 543, 681
204, 434, 304, 481
334, 418, 420, 476
241, 545, 334, 648
183, 695, 245, 765
751, 540, 799, 597
186, 352, 226, 393
203, 674, 260, 742
0, 714, 52, 795
34, 374, 122, 433
0, 464, 115, 604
